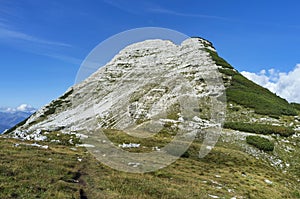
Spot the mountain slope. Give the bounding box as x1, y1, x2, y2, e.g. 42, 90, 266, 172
2, 37, 300, 198
204, 43, 297, 117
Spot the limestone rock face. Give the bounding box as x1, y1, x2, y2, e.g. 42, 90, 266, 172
10, 38, 225, 139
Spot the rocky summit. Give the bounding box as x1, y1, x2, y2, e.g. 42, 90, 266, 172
9, 38, 225, 140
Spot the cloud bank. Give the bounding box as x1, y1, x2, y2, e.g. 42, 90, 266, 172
0, 104, 36, 113
241, 64, 300, 103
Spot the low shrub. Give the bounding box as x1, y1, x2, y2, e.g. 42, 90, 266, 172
224, 122, 295, 137
218, 68, 237, 76
246, 135, 274, 151
230, 106, 240, 112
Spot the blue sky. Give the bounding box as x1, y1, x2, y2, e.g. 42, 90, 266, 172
1, 0, 300, 108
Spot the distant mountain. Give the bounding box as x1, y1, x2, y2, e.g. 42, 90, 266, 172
0, 104, 36, 133
0, 124, 10, 133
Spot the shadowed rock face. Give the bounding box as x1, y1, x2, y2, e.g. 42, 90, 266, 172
9, 38, 226, 139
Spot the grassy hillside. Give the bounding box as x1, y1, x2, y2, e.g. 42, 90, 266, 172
292, 103, 300, 111
0, 133, 299, 199
205, 48, 297, 117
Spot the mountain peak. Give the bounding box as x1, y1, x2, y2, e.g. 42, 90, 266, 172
6, 37, 299, 138
8, 37, 226, 140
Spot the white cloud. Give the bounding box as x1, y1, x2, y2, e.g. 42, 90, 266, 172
16, 104, 33, 112
0, 104, 36, 113
241, 64, 300, 103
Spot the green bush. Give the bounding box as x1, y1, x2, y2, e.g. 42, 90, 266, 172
246, 135, 274, 151
230, 106, 240, 112
224, 122, 295, 137
218, 68, 237, 76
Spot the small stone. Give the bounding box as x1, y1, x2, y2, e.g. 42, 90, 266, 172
208, 194, 219, 198
264, 179, 273, 185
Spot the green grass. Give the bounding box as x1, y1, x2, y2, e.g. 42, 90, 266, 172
0, 138, 85, 198
246, 135, 274, 151
218, 68, 237, 76
0, 132, 299, 198
291, 102, 300, 111
226, 74, 297, 116
224, 122, 295, 137
45, 131, 82, 146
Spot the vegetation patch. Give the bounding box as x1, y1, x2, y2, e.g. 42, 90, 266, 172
226, 74, 297, 116
224, 122, 295, 137
44, 98, 71, 116
291, 102, 300, 111
45, 132, 81, 146
0, 138, 86, 198
129, 83, 158, 103
206, 49, 298, 117
0, 134, 299, 198
218, 68, 237, 76
103, 129, 172, 153
58, 88, 73, 100
166, 103, 180, 120
246, 135, 274, 151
